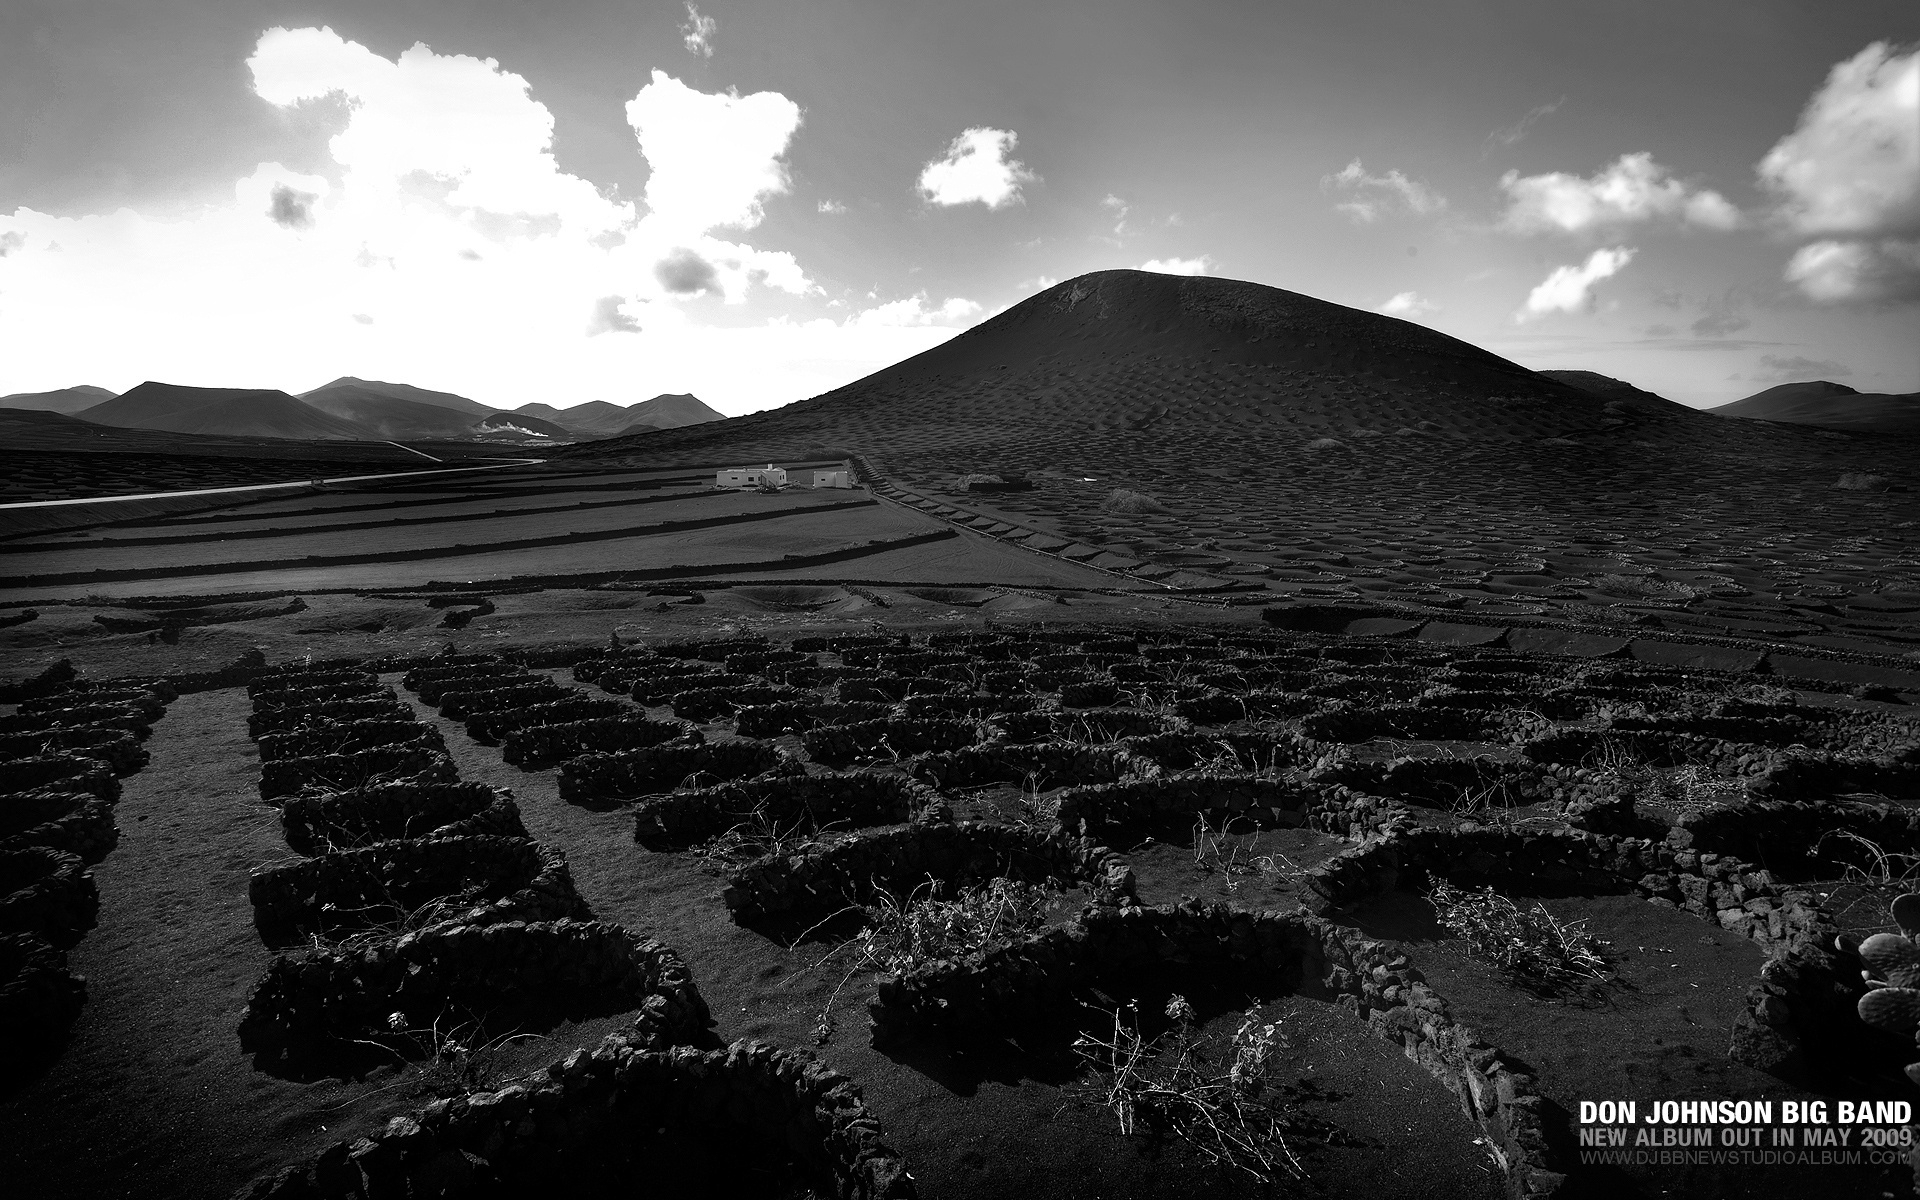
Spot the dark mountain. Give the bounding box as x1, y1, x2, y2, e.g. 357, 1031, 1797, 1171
299, 377, 497, 418
1538, 370, 1697, 420
299, 388, 485, 440
1709, 381, 1920, 433
474, 411, 571, 440
514, 394, 724, 438
556, 269, 1672, 468
77, 383, 379, 440
0, 385, 118, 414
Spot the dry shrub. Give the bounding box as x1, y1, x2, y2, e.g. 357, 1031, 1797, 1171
956, 473, 1004, 488
1303, 437, 1346, 452
1104, 488, 1171, 514
1427, 880, 1609, 997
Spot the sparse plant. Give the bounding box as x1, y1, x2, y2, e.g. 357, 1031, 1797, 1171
691, 803, 848, 870
1072, 995, 1303, 1183
1190, 815, 1305, 893
1427, 880, 1610, 998
1816, 830, 1920, 888
1013, 771, 1062, 830
1104, 488, 1171, 515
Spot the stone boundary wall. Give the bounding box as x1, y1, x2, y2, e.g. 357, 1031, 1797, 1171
896, 693, 1040, 721
1053, 772, 1319, 843
255, 720, 444, 764
633, 671, 750, 705
0, 726, 147, 776
248, 835, 585, 940
1748, 746, 1920, 803
19, 685, 171, 720
0, 791, 117, 862
236, 1038, 916, 1200
438, 679, 569, 720
279, 780, 526, 855
1050, 706, 1189, 743
0, 932, 86, 1077
908, 740, 1141, 790
721, 821, 1137, 924
1676, 796, 1920, 872
1312, 756, 1601, 812
867, 901, 1564, 1198
238, 919, 711, 1067
258, 746, 457, 801
251, 680, 385, 711
1301, 703, 1497, 744
671, 683, 816, 723
801, 718, 985, 763
1520, 728, 1778, 776
249, 668, 373, 699
734, 701, 890, 739
405, 665, 526, 705
0, 846, 98, 950
501, 715, 699, 771
465, 697, 625, 744
632, 771, 943, 851
248, 696, 413, 740
0, 702, 155, 741
560, 741, 787, 806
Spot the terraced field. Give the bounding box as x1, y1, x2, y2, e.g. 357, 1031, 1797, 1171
5, 616, 1918, 1199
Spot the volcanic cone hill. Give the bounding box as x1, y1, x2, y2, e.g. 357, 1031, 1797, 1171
298, 386, 488, 440
0, 385, 117, 414
1710, 381, 1920, 434
78, 383, 377, 440
299, 377, 496, 418
514, 394, 724, 438
554, 270, 1918, 621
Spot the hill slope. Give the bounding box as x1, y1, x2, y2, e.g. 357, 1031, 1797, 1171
1538, 370, 1698, 420
300, 377, 496, 418
514, 394, 725, 438
619, 393, 725, 432
299, 387, 484, 440
78, 383, 378, 440
1709, 381, 1920, 433
0, 385, 117, 414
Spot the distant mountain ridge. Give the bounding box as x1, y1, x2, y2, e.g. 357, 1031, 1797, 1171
1709, 381, 1920, 433
0, 385, 117, 414
77, 383, 376, 440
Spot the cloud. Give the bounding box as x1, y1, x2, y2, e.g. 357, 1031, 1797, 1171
1483, 97, 1565, 156
850, 294, 982, 327
1499, 153, 1740, 234
626, 71, 801, 235
587, 295, 643, 335
680, 4, 716, 58
917, 128, 1035, 209
1102, 193, 1131, 236
1643, 323, 1677, 336
1754, 353, 1853, 382
1757, 42, 1920, 304
653, 247, 718, 295
1516, 246, 1636, 320
816, 199, 846, 214
0, 231, 24, 257
1783, 238, 1920, 304
1320, 160, 1446, 223
1378, 291, 1440, 318
1690, 311, 1750, 337
1138, 256, 1211, 276
267, 183, 318, 229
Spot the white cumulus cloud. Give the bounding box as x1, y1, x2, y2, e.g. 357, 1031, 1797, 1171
1138, 256, 1211, 276
680, 4, 717, 58
1499, 153, 1740, 234
1757, 42, 1920, 304
917, 128, 1036, 210
625, 71, 800, 236
1321, 160, 1446, 223
1516, 246, 1637, 320
850, 294, 983, 327
1378, 292, 1440, 319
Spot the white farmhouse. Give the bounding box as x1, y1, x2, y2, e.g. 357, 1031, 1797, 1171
810, 469, 852, 488
715, 464, 788, 489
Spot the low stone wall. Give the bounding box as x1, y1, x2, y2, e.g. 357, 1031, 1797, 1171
259, 747, 457, 801
256, 720, 444, 764
867, 901, 1563, 1197
0, 932, 86, 1077
632, 771, 942, 851
1676, 796, 1920, 876
1049, 706, 1189, 743
0, 702, 154, 740
250, 668, 374, 700
0, 791, 117, 863
0, 726, 147, 776
0, 846, 98, 950
1053, 772, 1318, 843
248, 836, 586, 941
1302, 702, 1496, 744
238, 919, 711, 1067
909, 741, 1140, 790
896, 693, 1039, 721
466, 697, 625, 744
633, 671, 749, 705
1748, 747, 1920, 803
671, 683, 816, 723
1116, 728, 1310, 774
438, 679, 568, 720
236, 1037, 916, 1200
248, 696, 412, 740
278, 775, 526, 852
280, 780, 526, 855
251, 680, 385, 711
801, 718, 983, 764
560, 741, 787, 806
501, 715, 699, 771
20, 684, 170, 720
734, 700, 890, 738
404, 664, 525, 705
1312, 756, 1597, 812
722, 821, 1137, 924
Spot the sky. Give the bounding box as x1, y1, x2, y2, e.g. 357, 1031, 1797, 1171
1, 0, 1915, 414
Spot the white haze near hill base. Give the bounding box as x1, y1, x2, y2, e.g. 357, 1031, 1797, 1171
0, 27, 983, 414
